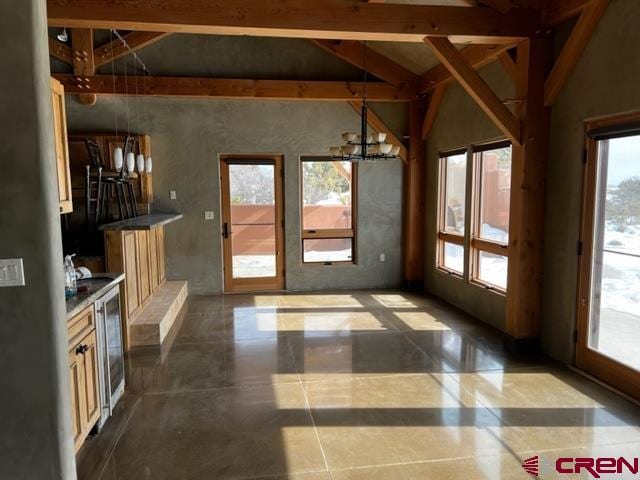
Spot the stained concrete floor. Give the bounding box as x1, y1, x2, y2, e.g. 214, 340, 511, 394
77, 290, 640, 480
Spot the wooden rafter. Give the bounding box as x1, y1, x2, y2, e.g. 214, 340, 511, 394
423, 37, 521, 145
310, 39, 417, 90
94, 32, 171, 68
53, 74, 414, 101
47, 0, 540, 44
49, 37, 73, 64
71, 28, 96, 105
348, 101, 408, 163
419, 43, 515, 94
421, 85, 446, 140
497, 50, 517, 82
477, 0, 514, 13
544, 0, 595, 26
544, 0, 608, 106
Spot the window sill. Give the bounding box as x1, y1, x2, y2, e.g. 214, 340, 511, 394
436, 266, 464, 280
302, 261, 356, 267
470, 279, 506, 297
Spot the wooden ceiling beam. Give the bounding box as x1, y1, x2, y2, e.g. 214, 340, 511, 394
544, 0, 596, 26
311, 39, 418, 90
94, 32, 172, 68
348, 101, 408, 163
419, 43, 515, 94
544, 0, 608, 106
423, 36, 521, 145
421, 85, 446, 140
53, 74, 414, 101
71, 28, 97, 105
46, 0, 540, 44
497, 50, 518, 82
48, 37, 73, 64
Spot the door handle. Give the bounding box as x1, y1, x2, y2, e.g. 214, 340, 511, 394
222, 222, 229, 239
75, 344, 89, 355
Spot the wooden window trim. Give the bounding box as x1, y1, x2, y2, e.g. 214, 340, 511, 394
300, 158, 358, 265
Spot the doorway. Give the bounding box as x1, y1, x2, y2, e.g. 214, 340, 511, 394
220, 155, 285, 292
577, 115, 640, 399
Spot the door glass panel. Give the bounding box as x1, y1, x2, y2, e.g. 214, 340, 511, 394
443, 242, 464, 274
477, 251, 508, 290
588, 135, 640, 371
229, 164, 276, 278
478, 145, 512, 243
104, 292, 124, 398
443, 153, 467, 235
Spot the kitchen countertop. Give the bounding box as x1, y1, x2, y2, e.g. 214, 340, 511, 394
98, 213, 183, 231
66, 273, 125, 319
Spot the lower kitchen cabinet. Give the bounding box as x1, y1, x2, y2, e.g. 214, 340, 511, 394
68, 307, 100, 452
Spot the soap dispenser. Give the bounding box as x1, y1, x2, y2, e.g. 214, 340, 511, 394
64, 254, 77, 298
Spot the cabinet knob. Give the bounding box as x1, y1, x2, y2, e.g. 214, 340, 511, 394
75, 344, 89, 355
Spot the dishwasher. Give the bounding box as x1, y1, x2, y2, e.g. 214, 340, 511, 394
94, 285, 125, 430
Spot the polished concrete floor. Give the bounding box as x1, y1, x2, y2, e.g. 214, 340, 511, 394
78, 290, 640, 480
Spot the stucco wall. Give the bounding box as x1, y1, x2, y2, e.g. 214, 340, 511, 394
424, 61, 514, 331
65, 98, 404, 294
542, 0, 640, 362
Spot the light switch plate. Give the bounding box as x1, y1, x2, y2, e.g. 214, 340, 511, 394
170, 190, 177, 200
379, 253, 386, 263
204, 211, 215, 220
0, 258, 25, 287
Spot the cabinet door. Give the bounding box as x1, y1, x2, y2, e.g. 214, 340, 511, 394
123, 231, 140, 318
81, 330, 101, 430
137, 231, 151, 303
68, 348, 86, 452
51, 78, 73, 214
156, 226, 166, 283
148, 228, 159, 293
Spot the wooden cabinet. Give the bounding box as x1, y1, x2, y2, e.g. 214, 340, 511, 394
67, 306, 100, 452
105, 226, 167, 349
51, 77, 73, 214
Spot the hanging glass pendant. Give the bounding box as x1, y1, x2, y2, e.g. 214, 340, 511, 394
126, 152, 135, 173
145, 156, 153, 175
136, 154, 145, 174
113, 146, 124, 172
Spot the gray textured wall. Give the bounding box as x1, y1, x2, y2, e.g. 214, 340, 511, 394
0, 1, 75, 478
542, 0, 640, 362
424, 62, 514, 331
66, 98, 405, 294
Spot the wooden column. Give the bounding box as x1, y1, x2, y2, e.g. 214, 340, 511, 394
505, 37, 553, 349
403, 98, 428, 288
71, 28, 96, 105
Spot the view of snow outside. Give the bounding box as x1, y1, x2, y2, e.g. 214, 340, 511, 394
591, 135, 640, 370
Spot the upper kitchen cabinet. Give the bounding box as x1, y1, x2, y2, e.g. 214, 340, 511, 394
51, 77, 73, 214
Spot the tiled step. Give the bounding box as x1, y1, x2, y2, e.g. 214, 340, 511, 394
129, 280, 188, 347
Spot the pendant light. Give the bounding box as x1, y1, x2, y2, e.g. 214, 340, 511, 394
143, 69, 153, 175
134, 63, 145, 174
329, 41, 399, 161
110, 29, 124, 172
57, 28, 68, 43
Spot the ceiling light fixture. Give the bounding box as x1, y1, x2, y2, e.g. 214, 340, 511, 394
329, 41, 400, 161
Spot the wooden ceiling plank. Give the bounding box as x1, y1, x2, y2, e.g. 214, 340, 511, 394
46, 0, 540, 43
53, 74, 414, 101
423, 36, 521, 145
419, 43, 515, 93
71, 28, 97, 105
310, 39, 417, 90
348, 100, 408, 163
94, 32, 172, 68
421, 85, 447, 140
49, 37, 73, 64
544, 0, 608, 106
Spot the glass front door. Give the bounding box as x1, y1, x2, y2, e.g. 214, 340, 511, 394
577, 121, 640, 399
220, 156, 285, 292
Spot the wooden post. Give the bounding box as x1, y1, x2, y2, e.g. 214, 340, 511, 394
505, 37, 553, 351
71, 28, 97, 105
403, 98, 427, 288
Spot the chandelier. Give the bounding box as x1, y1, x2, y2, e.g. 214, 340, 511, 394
329, 41, 400, 161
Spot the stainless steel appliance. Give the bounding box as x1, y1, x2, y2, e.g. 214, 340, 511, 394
94, 285, 125, 429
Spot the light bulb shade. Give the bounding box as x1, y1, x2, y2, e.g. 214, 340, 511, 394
145, 156, 153, 175
136, 154, 145, 173
113, 147, 124, 172
378, 143, 393, 155
390, 145, 401, 156
329, 146, 342, 157
126, 152, 135, 173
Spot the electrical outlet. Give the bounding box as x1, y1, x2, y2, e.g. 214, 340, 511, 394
0, 258, 25, 287
170, 190, 177, 200
379, 253, 386, 263
204, 211, 215, 220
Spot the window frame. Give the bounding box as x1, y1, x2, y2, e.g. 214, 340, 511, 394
300, 156, 358, 265
469, 141, 512, 293
436, 148, 468, 277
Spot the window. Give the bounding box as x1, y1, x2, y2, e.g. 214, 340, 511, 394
437, 150, 467, 275
436, 141, 512, 293
301, 157, 357, 264
471, 142, 511, 290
